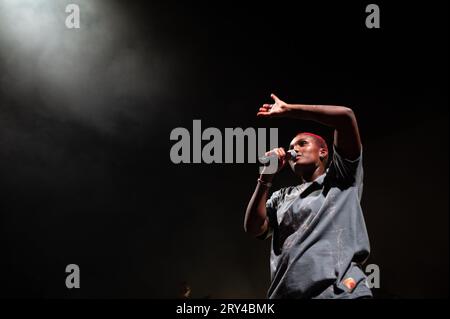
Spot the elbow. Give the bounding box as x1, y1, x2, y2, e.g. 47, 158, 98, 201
244, 226, 261, 238
244, 203, 268, 237
243, 214, 250, 235
243, 216, 266, 238
243, 218, 256, 237
336, 106, 356, 126
243, 224, 253, 236
243, 209, 251, 233
243, 220, 257, 237
342, 106, 355, 118
243, 222, 249, 234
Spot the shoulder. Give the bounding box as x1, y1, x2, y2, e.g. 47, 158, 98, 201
332, 143, 363, 164
327, 144, 364, 190
269, 185, 297, 202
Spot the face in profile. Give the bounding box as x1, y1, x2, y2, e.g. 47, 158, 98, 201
288, 133, 328, 176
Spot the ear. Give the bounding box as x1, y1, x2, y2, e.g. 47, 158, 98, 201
319, 148, 328, 161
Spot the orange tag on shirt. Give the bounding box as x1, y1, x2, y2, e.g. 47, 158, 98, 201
343, 277, 357, 292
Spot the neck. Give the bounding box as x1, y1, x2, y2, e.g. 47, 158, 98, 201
299, 165, 325, 183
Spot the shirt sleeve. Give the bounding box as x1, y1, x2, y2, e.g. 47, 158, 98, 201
329, 144, 364, 200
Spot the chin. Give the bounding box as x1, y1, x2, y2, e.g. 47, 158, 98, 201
293, 161, 308, 168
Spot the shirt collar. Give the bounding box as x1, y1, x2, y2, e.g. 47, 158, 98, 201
297, 170, 327, 194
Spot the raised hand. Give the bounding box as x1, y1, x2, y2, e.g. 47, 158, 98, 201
257, 93, 289, 118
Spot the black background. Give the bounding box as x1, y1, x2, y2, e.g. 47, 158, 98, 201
0, 1, 448, 298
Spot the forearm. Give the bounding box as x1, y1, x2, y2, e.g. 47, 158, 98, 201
285, 103, 355, 129
257, 94, 362, 160
244, 176, 272, 236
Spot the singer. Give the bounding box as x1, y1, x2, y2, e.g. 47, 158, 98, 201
244, 94, 372, 299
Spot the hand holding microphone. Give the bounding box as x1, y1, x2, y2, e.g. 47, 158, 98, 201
259, 148, 297, 175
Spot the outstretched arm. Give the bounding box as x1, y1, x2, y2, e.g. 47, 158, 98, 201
257, 94, 362, 160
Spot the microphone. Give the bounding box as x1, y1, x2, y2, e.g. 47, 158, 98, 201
259, 149, 297, 164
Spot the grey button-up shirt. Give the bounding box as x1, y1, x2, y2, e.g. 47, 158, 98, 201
263, 145, 372, 299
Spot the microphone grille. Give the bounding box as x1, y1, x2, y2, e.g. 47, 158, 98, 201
288, 149, 297, 158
